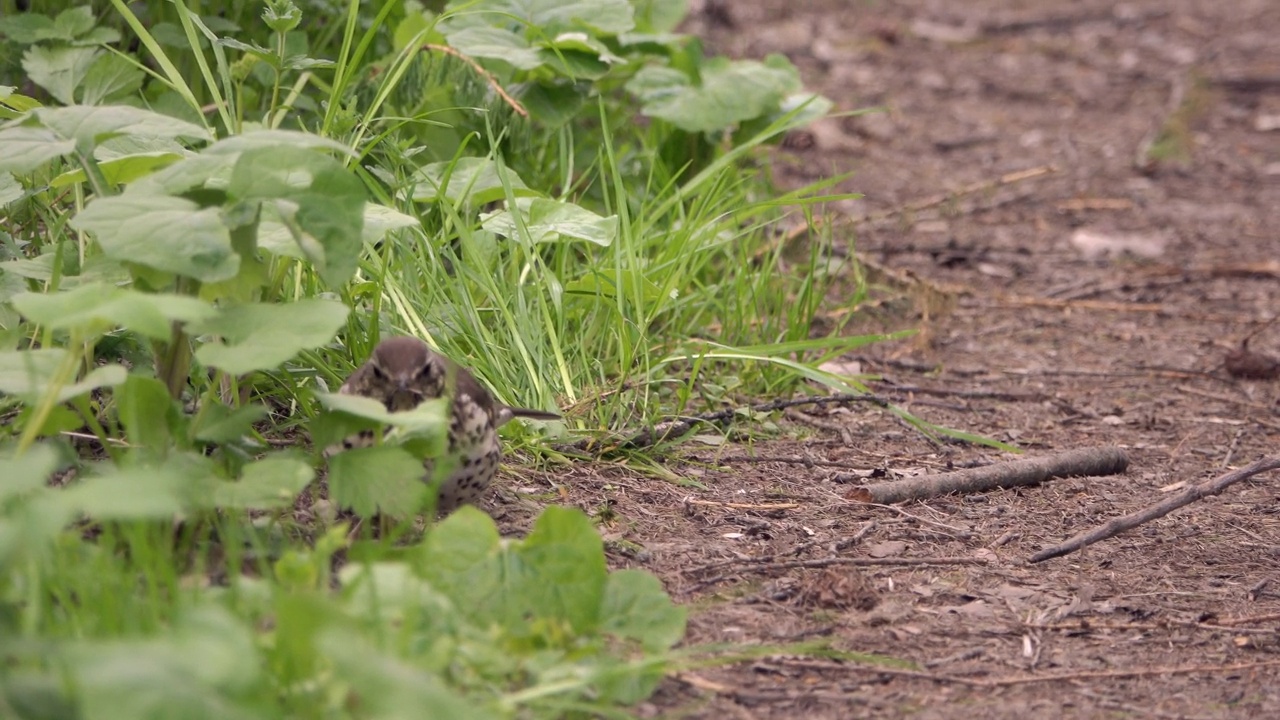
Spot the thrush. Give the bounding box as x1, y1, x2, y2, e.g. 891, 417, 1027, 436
335, 336, 560, 512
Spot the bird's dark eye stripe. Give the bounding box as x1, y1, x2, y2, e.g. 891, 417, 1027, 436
371, 364, 387, 379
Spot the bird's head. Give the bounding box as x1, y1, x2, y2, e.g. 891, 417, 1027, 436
366, 336, 446, 411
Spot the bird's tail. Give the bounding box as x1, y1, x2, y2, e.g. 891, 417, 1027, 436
498, 406, 562, 426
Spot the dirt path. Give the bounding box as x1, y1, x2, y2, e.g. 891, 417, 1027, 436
504, 2, 1280, 717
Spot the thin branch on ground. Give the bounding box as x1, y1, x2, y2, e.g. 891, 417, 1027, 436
567, 393, 890, 453
846, 446, 1129, 505
1219, 612, 1280, 626
870, 383, 1049, 402
784, 165, 1057, 242
979, 7, 1169, 35
1029, 455, 1280, 563
762, 657, 1280, 690
983, 659, 1280, 687
993, 296, 1164, 313
683, 556, 987, 594
699, 453, 870, 471
858, 502, 972, 537
764, 658, 989, 687
682, 498, 800, 511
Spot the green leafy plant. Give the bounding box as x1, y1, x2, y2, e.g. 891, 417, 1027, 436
0, 0, 888, 715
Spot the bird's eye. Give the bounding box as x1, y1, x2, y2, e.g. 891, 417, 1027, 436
371, 364, 387, 380
416, 363, 433, 380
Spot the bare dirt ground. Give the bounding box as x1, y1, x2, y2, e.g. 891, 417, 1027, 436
497, 1, 1280, 717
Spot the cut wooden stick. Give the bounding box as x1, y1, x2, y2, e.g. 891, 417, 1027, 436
1029, 455, 1280, 563
846, 446, 1130, 505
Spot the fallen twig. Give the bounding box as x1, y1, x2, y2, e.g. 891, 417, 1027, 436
1055, 197, 1134, 212
765, 658, 988, 687
569, 393, 889, 453
682, 498, 800, 511
980, 7, 1169, 35
870, 383, 1049, 402
1029, 455, 1280, 563
701, 454, 868, 470
847, 446, 1129, 505
684, 556, 987, 594
740, 657, 1280, 691
993, 296, 1165, 313
784, 165, 1057, 242
1219, 612, 1280, 626
983, 659, 1280, 687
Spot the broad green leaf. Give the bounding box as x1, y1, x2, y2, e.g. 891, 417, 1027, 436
228, 146, 365, 287
537, 48, 610, 79
442, 27, 543, 70
0, 126, 76, 174
317, 630, 493, 720
326, 445, 428, 520
79, 53, 145, 105
33, 105, 211, 149
0, 348, 127, 403
0, 14, 61, 44
564, 267, 668, 302
411, 156, 533, 204
169, 605, 262, 690
0, 492, 75, 566
0, 171, 22, 206
0, 86, 41, 116
0, 442, 68, 504
66, 606, 262, 720
419, 507, 504, 623
1, 672, 78, 720
627, 55, 803, 133
0, 251, 127, 285
130, 154, 239, 196
481, 197, 617, 246
518, 82, 586, 128
53, 6, 95, 40
443, 0, 635, 35
543, 32, 625, 63
72, 26, 122, 46
392, 10, 445, 50
210, 453, 313, 510
204, 129, 354, 157
315, 394, 448, 445
601, 569, 686, 651
71, 194, 237, 282
511, 505, 608, 634
281, 55, 335, 71
191, 299, 349, 374
59, 463, 201, 519
116, 375, 179, 457
217, 37, 277, 65
340, 562, 456, 628
11, 283, 215, 340
22, 45, 97, 105
50, 151, 184, 188
632, 0, 686, 33
191, 402, 269, 444
18, 403, 83, 439
95, 133, 191, 160
360, 202, 421, 242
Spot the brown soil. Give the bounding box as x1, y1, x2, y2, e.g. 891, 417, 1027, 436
496, 1, 1280, 717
